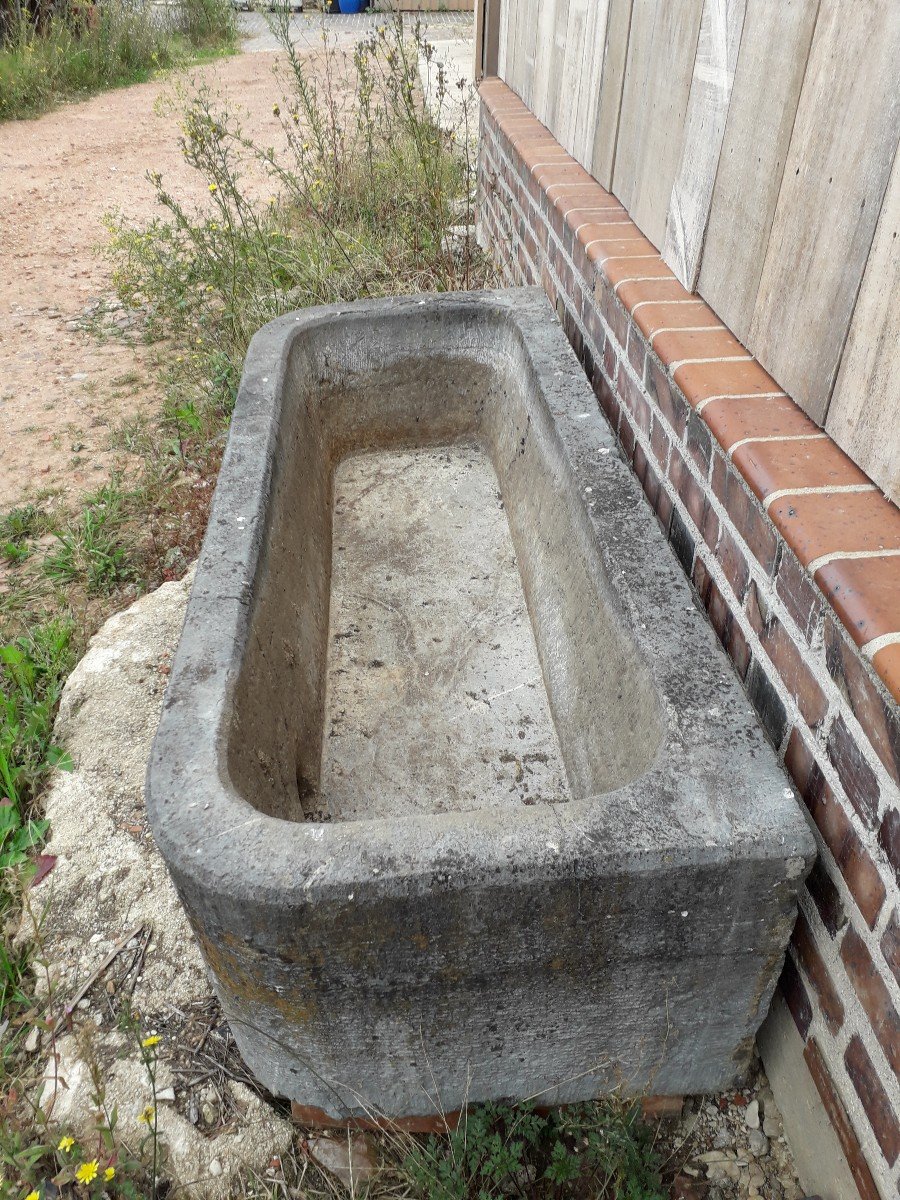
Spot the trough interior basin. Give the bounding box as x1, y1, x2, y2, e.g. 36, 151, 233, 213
228, 351, 665, 823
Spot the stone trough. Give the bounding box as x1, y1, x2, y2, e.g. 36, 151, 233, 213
147, 289, 814, 1122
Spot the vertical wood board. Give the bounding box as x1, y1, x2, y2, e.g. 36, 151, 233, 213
661, 0, 746, 290
612, 0, 705, 247
749, 0, 900, 423
573, 0, 611, 165
696, 0, 819, 341
826, 143, 900, 505
589, 0, 634, 188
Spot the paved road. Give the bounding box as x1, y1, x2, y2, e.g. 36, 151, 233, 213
236, 10, 473, 53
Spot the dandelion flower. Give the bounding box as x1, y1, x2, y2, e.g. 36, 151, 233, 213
272, 104, 280, 116
104, 1168, 115, 1181
58, 1137, 75, 1152
209, 183, 218, 194
75, 1161, 99, 1185
139, 1104, 156, 1125
141, 1035, 161, 1048
25, 1191, 40, 1200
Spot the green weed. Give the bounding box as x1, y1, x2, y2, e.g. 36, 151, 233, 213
0, 0, 235, 121
44, 483, 135, 595
401, 1100, 666, 1200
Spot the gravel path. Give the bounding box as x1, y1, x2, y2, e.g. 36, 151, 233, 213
0, 50, 287, 513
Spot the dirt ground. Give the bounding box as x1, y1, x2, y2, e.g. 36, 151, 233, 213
0, 51, 288, 513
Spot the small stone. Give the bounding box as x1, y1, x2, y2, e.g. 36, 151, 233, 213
713, 1129, 730, 1149
89, 933, 103, 944
208, 1159, 222, 1177
24, 1026, 40, 1053
763, 1115, 782, 1138
201, 1101, 217, 1125
745, 1099, 760, 1129
308, 1134, 376, 1189
748, 1129, 769, 1156
156, 1087, 176, 1103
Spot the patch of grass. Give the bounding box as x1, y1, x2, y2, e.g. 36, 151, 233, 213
400, 1100, 666, 1200
0, 0, 236, 121
43, 482, 135, 596
0, 504, 52, 565
105, 11, 491, 466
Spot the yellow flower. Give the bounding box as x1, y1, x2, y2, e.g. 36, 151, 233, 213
139, 1104, 156, 1125
141, 1035, 160, 1048
272, 104, 280, 116
208, 183, 218, 193
58, 1136, 75, 1152
104, 1167, 115, 1181
25, 1191, 40, 1200
75, 1161, 99, 1184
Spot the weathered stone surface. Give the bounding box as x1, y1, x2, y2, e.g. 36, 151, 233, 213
148, 289, 814, 1119
20, 574, 291, 1197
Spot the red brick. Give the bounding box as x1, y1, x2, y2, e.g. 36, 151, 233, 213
823, 621, 900, 790
715, 523, 750, 603
776, 547, 826, 646
619, 367, 652, 436
649, 415, 671, 474
840, 925, 900, 1079
781, 954, 813, 1039
627, 324, 647, 380
792, 910, 845, 1035
647, 355, 688, 438
879, 808, 900, 885
745, 585, 828, 728
785, 730, 886, 929
844, 1034, 900, 1166
685, 410, 713, 478
705, 576, 753, 681
669, 450, 708, 531
881, 911, 900, 989
710, 449, 779, 576
803, 1039, 881, 1200
828, 715, 881, 831
693, 555, 713, 608
656, 485, 674, 537
808, 859, 847, 937
618, 412, 636, 463
602, 331, 619, 389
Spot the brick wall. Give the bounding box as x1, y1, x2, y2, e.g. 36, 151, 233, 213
477, 81, 900, 1200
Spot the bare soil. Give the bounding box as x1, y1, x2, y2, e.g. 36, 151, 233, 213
0, 51, 288, 514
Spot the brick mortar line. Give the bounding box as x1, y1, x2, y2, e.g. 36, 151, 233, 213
798, 884, 900, 1085
480, 109, 900, 1199
789, 942, 900, 1191
525, 194, 900, 916
795, 891, 900, 1149
498, 148, 900, 811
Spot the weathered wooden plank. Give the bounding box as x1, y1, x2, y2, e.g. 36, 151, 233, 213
573, 0, 611, 165
696, 0, 819, 341
531, 0, 561, 126
612, 0, 705, 248
662, 0, 746, 290
556, 0, 591, 156
589, 0, 634, 189
544, 0, 572, 135
826, 144, 900, 504
749, 0, 900, 423
496, 0, 509, 78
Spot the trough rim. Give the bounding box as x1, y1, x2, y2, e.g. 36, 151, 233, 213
146, 288, 815, 906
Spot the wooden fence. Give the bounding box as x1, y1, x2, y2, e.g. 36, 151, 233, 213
493, 0, 900, 503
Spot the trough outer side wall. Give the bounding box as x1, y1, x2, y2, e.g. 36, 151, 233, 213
475, 91, 900, 1200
